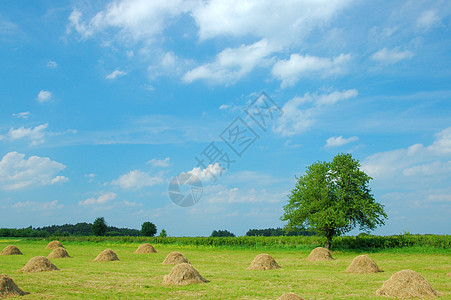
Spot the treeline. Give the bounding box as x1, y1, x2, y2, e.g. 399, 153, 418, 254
0, 223, 141, 237
246, 227, 316, 236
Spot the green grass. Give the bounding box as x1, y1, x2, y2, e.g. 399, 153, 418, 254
0, 238, 450, 299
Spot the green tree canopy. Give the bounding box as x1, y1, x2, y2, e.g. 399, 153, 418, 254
159, 229, 167, 238
141, 222, 157, 237
92, 217, 107, 236
281, 153, 387, 249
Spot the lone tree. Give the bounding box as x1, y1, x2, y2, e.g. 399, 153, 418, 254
281, 153, 387, 249
92, 217, 107, 236
141, 222, 157, 237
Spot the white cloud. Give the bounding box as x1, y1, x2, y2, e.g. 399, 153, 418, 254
183, 39, 274, 84
271, 53, 351, 88
197, 184, 285, 204
371, 48, 414, 64
274, 89, 358, 136
37, 90, 52, 103
219, 104, 230, 110
12, 200, 63, 211
123, 200, 142, 207
47, 60, 58, 68
79, 192, 117, 206
111, 170, 163, 189
4, 123, 48, 145
147, 157, 170, 167
186, 162, 224, 182
12, 112, 30, 119
417, 10, 441, 29
106, 69, 127, 80
0, 152, 67, 190
325, 136, 358, 148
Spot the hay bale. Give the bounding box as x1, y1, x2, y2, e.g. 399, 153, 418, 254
162, 251, 190, 265
248, 253, 281, 270
0, 274, 28, 297
163, 263, 208, 285
94, 249, 119, 262
0, 245, 23, 255
45, 241, 64, 249
376, 269, 440, 298
447, 272, 451, 277
306, 247, 333, 262
47, 247, 71, 259
134, 243, 157, 254
20, 256, 59, 272
346, 255, 381, 273
277, 292, 305, 300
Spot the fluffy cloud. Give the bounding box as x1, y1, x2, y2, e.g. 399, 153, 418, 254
183, 39, 273, 84
271, 53, 351, 88
371, 48, 414, 64
417, 10, 441, 29
186, 162, 224, 182
12, 112, 30, 119
37, 90, 52, 103
106, 69, 127, 80
111, 170, 163, 189
147, 157, 171, 167
2, 123, 48, 145
46, 60, 58, 68
274, 89, 358, 136
79, 192, 117, 205
0, 152, 68, 190
325, 136, 358, 148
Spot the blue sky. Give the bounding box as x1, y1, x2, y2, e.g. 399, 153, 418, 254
0, 0, 450, 236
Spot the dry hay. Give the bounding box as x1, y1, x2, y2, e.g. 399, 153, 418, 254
277, 292, 305, 300
45, 240, 64, 250
447, 272, 451, 277
376, 269, 441, 298
0, 245, 22, 255
0, 274, 28, 297
134, 243, 157, 254
248, 253, 281, 270
346, 255, 382, 273
20, 256, 59, 273
306, 247, 333, 262
94, 249, 119, 262
163, 263, 208, 285
47, 247, 71, 259
162, 251, 190, 265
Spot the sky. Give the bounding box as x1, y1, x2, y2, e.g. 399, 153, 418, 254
0, 0, 450, 237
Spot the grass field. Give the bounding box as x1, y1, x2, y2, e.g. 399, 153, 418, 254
1, 238, 450, 299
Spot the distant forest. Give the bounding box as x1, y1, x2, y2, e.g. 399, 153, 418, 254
246, 227, 316, 237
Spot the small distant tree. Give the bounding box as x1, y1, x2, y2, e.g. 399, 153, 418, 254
281, 153, 387, 249
141, 222, 157, 237
159, 229, 167, 237
92, 217, 107, 236
211, 229, 235, 237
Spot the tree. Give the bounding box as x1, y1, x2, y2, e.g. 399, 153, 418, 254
211, 229, 235, 237
141, 222, 157, 237
92, 217, 107, 236
281, 153, 387, 249
159, 229, 167, 237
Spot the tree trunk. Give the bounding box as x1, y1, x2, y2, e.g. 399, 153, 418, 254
325, 235, 332, 250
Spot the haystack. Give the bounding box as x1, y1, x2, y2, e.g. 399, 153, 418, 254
447, 272, 451, 277
277, 292, 305, 300
94, 249, 119, 262
134, 243, 157, 254
45, 241, 64, 249
346, 255, 381, 273
163, 263, 208, 285
376, 269, 440, 298
248, 253, 281, 270
20, 256, 59, 272
47, 247, 71, 259
306, 247, 333, 262
1, 245, 22, 255
162, 251, 190, 265
0, 274, 28, 297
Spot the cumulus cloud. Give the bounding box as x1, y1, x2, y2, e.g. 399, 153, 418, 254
271, 53, 351, 88
147, 157, 170, 167
0, 152, 67, 190
274, 89, 358, 136
325, 136, 358, 148
111, 170, 163, 189
106, 69, 127, 80
3, 123, 48, 145
79, 192, 117, 205
12, 112, 30, 119
371, 48, 414, 64
37, 90, 52, 103
183, 39, 273, 84
186, 162, 224, 182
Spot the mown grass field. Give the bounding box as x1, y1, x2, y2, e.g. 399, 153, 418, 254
0, 238, 450, 299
